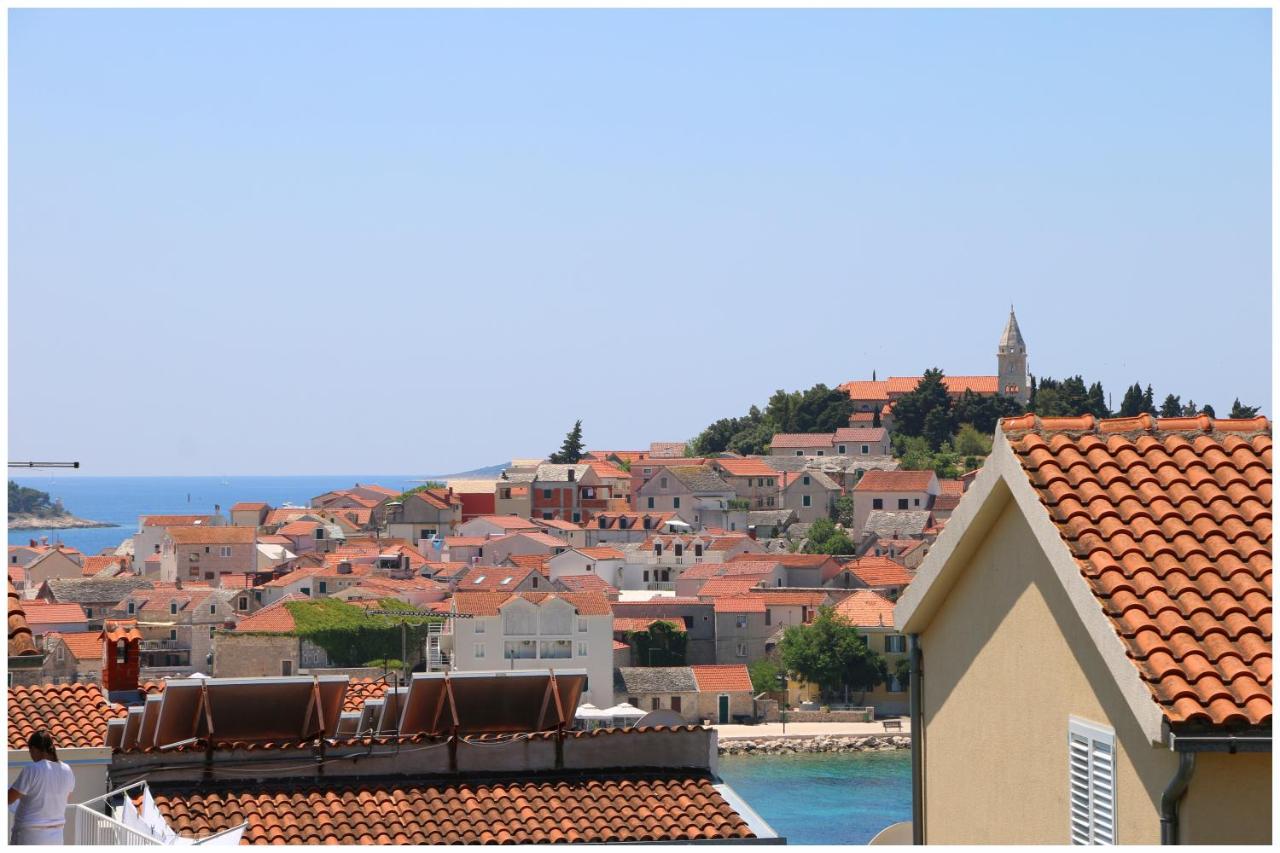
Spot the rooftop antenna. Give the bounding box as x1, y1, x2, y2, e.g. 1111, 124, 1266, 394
8, 462, 79, 469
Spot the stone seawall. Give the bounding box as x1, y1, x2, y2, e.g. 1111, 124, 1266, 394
719, 734, 910, 755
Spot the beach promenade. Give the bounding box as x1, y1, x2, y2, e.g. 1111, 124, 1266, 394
714, 718, 911, 740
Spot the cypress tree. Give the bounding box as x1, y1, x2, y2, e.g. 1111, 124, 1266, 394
548, 420, 585, 464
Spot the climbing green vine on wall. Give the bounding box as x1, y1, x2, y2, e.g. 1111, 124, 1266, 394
284, 598, 442, 668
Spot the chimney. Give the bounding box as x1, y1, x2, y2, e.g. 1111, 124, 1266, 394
101, 621, 141, 694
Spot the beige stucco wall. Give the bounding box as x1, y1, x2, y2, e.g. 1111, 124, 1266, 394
918, 500, 1270, 844
1180, 752, 1271, 844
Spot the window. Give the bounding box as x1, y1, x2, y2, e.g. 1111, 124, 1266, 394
672, 497, 680, 509
647, 497, 655, 509
420, 528, 436, 540
219, 546, 232, 558
873, 498, 884, 509
318, 581, 328, 594
914, 498, 921, 507
803, 476, 810, 486
735, 642, 747, 657
572, 512, 581, 523
651, 697, 661, 710
205, 546, 211, 554
643, 570, 650, 582
539, 640, 571, 659
736, 616, 747, 629
803, 495, 812, 507
885, 635, 906, 653
127, 602, 135, 615
898, 498, 909, 510
654, 544, 663, 557
505, 639, 537, 659
888, 676, 903, 692
1068, 718, 1116, 844
660, 477, 668, 489
169, 629, 177, 640
816, 450, 825, 456
281, 660, 293, 676
671, 696, 682, 712
838, 445, 846, 454
861, 445, 869, 454
86, 607, 94, 618
500, 488, 512, 500
238, 596, 248, 610
543, 489, 553, 499
765, 609, 772, 626
577, 618, 588, 633
530, 576, 539, 588
795, 450, 803, 456
694, 544, 702, 557
577, 642, 587, 656
209, 603, 216, 614
674, 544, 683, 557
475, 621, 485, 633
542, 512, 553, 520
170, 602, 178, 615
474, 643, 486, 659
766, 497, 775, 507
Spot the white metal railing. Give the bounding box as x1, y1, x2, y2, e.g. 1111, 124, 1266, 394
139, 639, 187, 651
73, 807, 164, 846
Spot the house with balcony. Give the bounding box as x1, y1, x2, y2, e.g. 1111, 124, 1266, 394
111, 582, 237, 678
447, 591, 615, 707
132, 514, 224, 574
709, 458, 781, 510
529, 464, 612, 524
636, 465, 741, 530
583, 511, 678, 546
627, 457, 709, 510
159, 525, 257, 585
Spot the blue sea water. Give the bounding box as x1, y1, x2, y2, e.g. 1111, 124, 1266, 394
716, 751, 911, 845
8, 474, 426, 555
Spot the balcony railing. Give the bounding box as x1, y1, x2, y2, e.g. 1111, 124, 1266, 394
73, 807, 163, 846
139, 639, 189, 652
645, 581, 675, 591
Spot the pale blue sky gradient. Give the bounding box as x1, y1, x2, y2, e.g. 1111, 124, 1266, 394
9, 9, 1272, 475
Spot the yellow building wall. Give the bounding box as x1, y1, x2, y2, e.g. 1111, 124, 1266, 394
918, 499, 1270, 845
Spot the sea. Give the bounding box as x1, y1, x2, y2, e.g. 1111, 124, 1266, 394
716, 751, 912, 845
7, 474, 427, 555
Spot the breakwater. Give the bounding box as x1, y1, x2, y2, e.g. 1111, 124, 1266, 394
719, 733, 910, 755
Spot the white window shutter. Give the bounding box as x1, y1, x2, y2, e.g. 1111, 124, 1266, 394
1068, 717, 1117, 845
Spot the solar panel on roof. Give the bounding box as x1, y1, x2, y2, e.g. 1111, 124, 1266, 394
106, 718, 126, 749
357, 698, 384, 735
377, 686, 409, 734
120, 706, 144, 751
148, 676, 350, 749
397, 669, 587, 736
335, 712, 361, 736
137, 693, 163, 748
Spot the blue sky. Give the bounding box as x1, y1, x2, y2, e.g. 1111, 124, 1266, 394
8, 9, 1271, 475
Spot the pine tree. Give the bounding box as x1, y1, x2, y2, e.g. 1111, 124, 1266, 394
1182, 399, 1198, 417
1202, 403, 1216, 418
871, 407, 881, 428
1229, 399, 1261, 418
548, 420, 585, 464
1086, 382, 1109, 418
1160, 394, 1182, 418
1118, 383, 1145, 417
1141, 385, 1156, 415
893, 368, 952, 438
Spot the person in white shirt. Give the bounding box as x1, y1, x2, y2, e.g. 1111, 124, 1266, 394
8, 730, 75, 845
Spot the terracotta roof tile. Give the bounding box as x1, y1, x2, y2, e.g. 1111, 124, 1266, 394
166, 526, 256, 545
613, 617, 676, 633
853, 470, 937, 492
140, 515, 220, 527
555, 574, 619, 595
834, 589, 897, 628
231, 595, 305, 632
843, 557, 915, 588
1003, 415, 1273, 727
832, 427, 889, 443
458, 566, 537, 591
19, 601, 89, 626
151, 772, 754, 844
47, 630, 105, 661
697, 576, 769, 598
82, 555, 131, 577
714, 458, 781, 477
230, 502, 269, 512
577, 547, 625, 560
453, 591, 613, 617
8, 682, 125, 748
8, 580, 38, 657
769, 433, 835, 449
690, 664, 753, 692
713, 595, 766, 614
840, 376, 998, 399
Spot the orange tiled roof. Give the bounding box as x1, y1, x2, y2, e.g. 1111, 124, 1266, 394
853, 470, 937, 492
453, 591, 612, 617
840, 376, 999, 399
938, 479, 966, 497
690, 664, 753, 692
697, 576, 770, 598
737, 553, 835, 569
714, 458, 780, 477
612, 639, 630, 651
459, 566, 537, 591
230, 502, 269, 512
844, 556, 915, 588
141, 514, 220, 527
151, 772, 753, 844
554, 574, 618, 596
471, 516, 541, 530
832, 427, 888, 443
577, 547, 625, 560
1003, 413, 1272, 727
680, 561, 779, 580
166, 526, 256, 545
8, 580, 38, 657
47, 630, 105, 661
834, 589, 897, 628
613, 617, 671, 633
756, 590, 830, 607
768, 433, 834, 449
713, 596, 766, 614
19, 601, 88, 626
8, 682, 125, 748
231, 595, 306, 632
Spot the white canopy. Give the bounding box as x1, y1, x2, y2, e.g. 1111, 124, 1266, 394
602, 703, 646, 719
574, 703, 612, 720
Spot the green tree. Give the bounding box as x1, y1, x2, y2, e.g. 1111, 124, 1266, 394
548, 420, 585, 464
1085, 381, 1110, 418
952, 423, 992, 457
1118, 383, 1145, 417
779, 606, 888, 701
893, 369, 953, 438
749, 656, 783, 695
1230, 399, 1261, 418
802, 518, 857, 555
1202, 403, 1216, 418
831, 494, 855, 527
1160, 394, 1183, 418
627, 620, 687, 666
953, 390, 1021, 433
922, 407, 954, 451
893, 657, 912, 687
615, 458, 632, 473
1141, 385, 1156, 415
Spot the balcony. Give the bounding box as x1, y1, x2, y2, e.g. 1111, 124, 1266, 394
139, 639, 190, 652
645, 581, 675, 591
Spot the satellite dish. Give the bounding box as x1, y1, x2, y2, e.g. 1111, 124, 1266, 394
636, 709, 685, 728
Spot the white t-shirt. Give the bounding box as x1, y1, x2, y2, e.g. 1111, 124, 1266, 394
11, 759, 75, 828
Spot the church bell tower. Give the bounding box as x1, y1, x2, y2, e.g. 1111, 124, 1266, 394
997, 306, 1030, 405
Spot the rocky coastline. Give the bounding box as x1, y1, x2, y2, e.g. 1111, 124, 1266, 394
719, 734, 910, 756
8, 513, 117, 530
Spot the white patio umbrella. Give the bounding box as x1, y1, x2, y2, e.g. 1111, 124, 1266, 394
602, 703, 646, 727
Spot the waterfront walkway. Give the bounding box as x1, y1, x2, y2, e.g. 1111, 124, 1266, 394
713, 718, 911, 739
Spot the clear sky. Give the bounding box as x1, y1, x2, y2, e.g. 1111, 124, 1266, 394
8, 9, 1272, 476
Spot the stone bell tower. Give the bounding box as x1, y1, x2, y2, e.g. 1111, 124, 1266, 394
997, 306, 1030, 405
